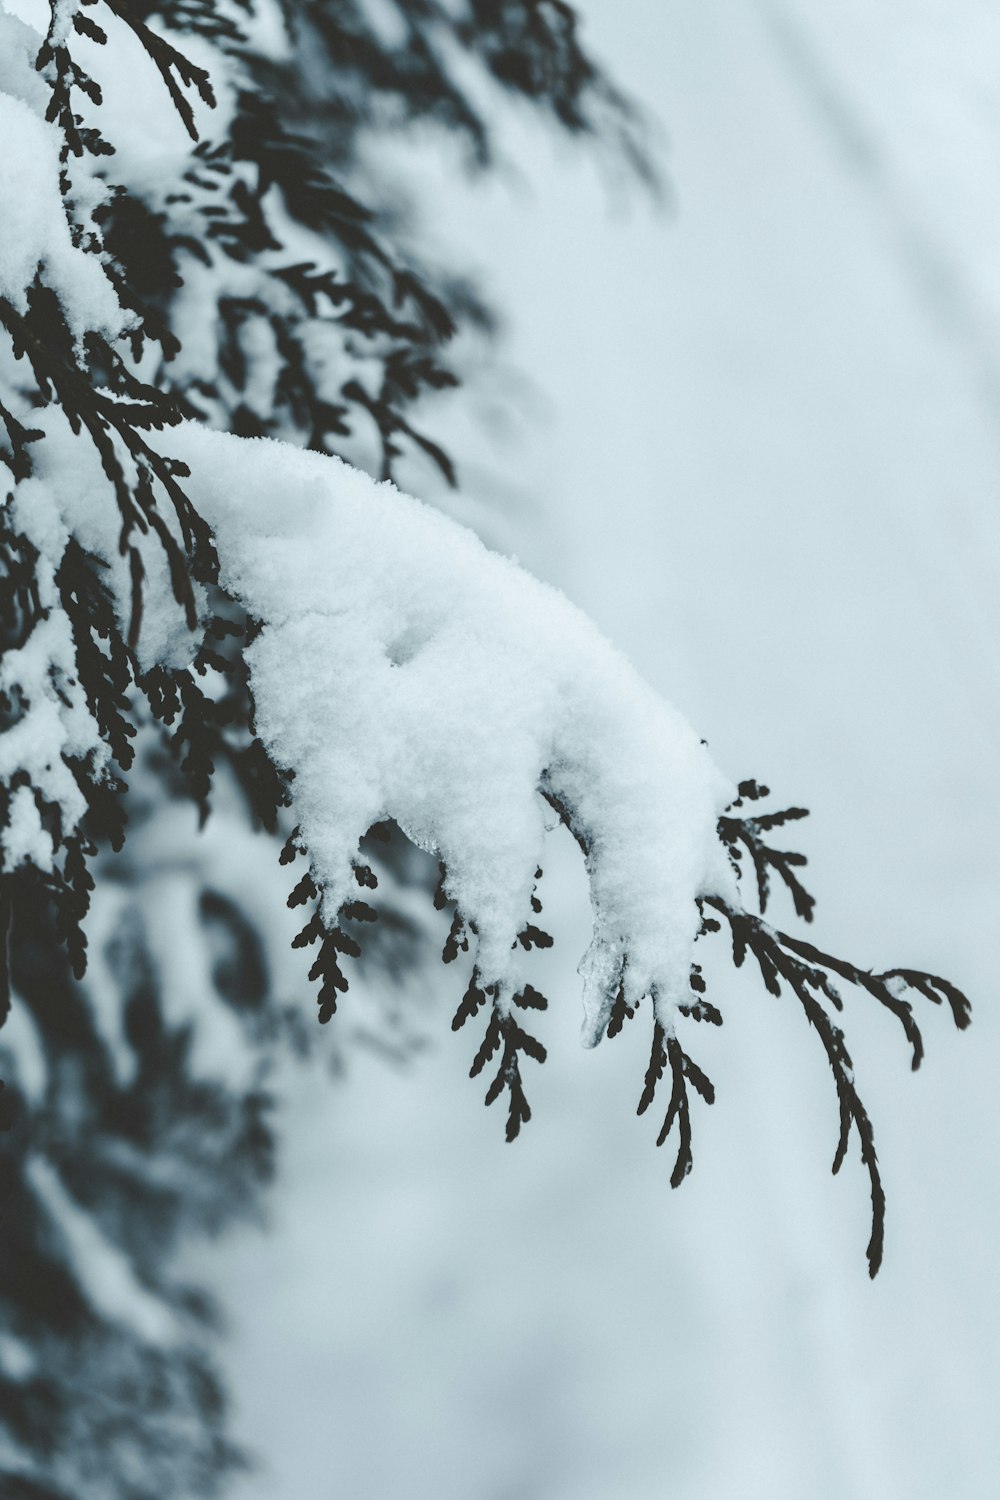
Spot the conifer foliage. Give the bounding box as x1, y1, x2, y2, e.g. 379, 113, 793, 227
0, 2, 971, 1494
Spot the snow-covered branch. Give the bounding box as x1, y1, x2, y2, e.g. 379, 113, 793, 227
0, 34, 974, 1485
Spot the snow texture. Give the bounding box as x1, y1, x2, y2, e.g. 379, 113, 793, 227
166, 424, 736, 1038
1, 408, 187, 876
0, 10, 48, 113
11, 409, 200, 670
0, 70, 124, 343
0, 582, 107, 874
1, 0, 735, 1055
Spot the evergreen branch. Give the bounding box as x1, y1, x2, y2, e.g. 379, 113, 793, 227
0, 288, 217, 645
452, 968, 490, 1031
637, 1020, 715, 1188
606, 964, 634, 1038
442, 909, 471, 963
57, 539, 137, 773
100, 0, 216, 139
702, 896, 970, 1275
0, 401, 44, 483
538, 782, 591, 856
0, 517, 42, 650
457, 971, 548, 1142
36, 3, 111, 161
718, 802, 816, 921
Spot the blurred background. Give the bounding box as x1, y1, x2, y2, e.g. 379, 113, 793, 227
192, 3, 1000, 1497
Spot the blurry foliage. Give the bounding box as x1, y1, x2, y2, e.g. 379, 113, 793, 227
0, 0, 648, 1493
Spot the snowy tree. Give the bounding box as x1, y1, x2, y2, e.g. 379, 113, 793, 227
0, 2, 971, 1495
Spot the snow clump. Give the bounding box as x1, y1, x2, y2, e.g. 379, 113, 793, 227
167, 424, 737, 1043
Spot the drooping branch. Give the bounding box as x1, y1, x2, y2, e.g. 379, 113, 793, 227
453, 968, 549, 1142
95, 0, 217, 140
637, 1020, 716, 1188
700, 891, 970, 1276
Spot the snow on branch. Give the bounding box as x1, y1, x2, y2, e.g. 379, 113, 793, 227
164, 422, 735, 1012
0, 366, 974, 1274
0, 0, 973, 1284
153, 425, 968, 1274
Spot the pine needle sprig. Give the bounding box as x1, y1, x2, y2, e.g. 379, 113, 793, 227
100, 0, 216, 140
0, 289, 218, 648
637, 1020, 716, 1188
718, 780, 814, 920
451, 966, 548, 1142
702, 893, 970, 1276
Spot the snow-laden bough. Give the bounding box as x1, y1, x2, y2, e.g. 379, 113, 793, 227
166, 422, 738, 1037
163, 428, 966, 1278
3, 402, 972, 1274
